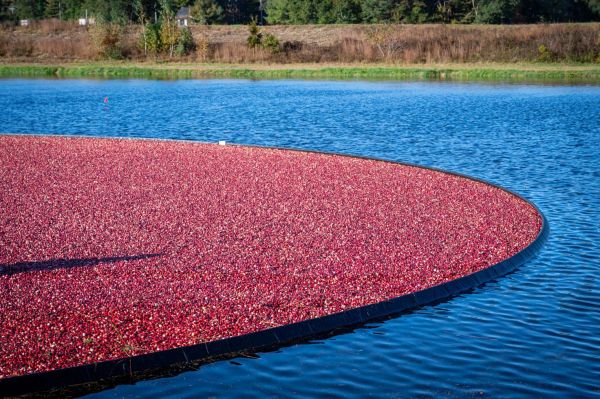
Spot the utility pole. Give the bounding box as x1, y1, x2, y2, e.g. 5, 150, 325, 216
259, 0, 265, 25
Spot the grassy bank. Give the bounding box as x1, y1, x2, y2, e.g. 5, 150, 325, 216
1, 62, 600, 83
2, 23, 599, 65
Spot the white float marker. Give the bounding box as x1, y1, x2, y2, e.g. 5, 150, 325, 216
218, 140, 226, 146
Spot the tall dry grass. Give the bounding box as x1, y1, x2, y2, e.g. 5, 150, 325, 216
1, 22, 599, 63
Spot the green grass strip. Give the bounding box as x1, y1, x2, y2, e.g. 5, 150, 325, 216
1, 64, 599, 83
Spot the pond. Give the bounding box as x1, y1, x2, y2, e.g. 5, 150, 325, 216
1, 79, 599, 398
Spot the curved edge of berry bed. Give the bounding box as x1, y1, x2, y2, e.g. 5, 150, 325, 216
0, 138, 549, 396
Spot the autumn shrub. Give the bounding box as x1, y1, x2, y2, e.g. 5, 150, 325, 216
145, 0, 180, 58
89, 21, 123, 59
160, 23, 179, 58
537, 44, 552, 62
366, 25, 403, 60
195, 32, 211, 61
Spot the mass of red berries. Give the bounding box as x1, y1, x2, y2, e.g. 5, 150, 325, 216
0, 135, 541, 379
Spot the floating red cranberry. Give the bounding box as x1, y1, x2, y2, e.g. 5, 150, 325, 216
0, 135, 541, 379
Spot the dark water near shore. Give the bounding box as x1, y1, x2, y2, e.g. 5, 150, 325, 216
1, 79, 599, 398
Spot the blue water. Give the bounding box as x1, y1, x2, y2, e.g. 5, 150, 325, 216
1, 79, 599, 398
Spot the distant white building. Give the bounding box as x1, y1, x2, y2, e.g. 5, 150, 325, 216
19, 19, 29, 27
79, 10, 94, 26
78, 17, 95, 26
176, 7, 191, 27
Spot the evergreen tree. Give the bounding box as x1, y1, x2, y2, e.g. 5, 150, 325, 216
315, 0, 336, 23
392, 0, 429, 22
44, 0, 59, 18
331, 0, 362, 23
191, 0, 224, 24
475, 0, 519, 23
265, 0, 316, 23
14, 0, 46, 19
221, 0, 259, 23
235, 0, 261, 23
82, 0, 130, 24
361, 0, 394, 22
1, 0, 599, 24
61, 0, 84, 20
264, 0, 289, 23
0, 0, 16, 20
175, 26, 196, 55
588, 0, 600, 14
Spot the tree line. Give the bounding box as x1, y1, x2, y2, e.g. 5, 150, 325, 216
1, 0, 598, 24
0, 0, 262, 24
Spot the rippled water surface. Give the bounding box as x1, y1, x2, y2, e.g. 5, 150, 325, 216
1, 79, 599, 398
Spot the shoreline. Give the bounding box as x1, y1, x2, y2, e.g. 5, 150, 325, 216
1, 62, 600, 83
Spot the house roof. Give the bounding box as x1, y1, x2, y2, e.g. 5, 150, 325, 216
176, 6, 190, 19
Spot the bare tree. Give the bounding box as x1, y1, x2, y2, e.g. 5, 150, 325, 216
159, 0, 179, 58
366, 25, 403, 61
133, 0, 148, 56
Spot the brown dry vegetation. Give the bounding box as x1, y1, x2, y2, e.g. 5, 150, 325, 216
1, 21, 599, 64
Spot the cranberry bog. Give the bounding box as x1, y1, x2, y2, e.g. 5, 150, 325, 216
0, 135, 547, 395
